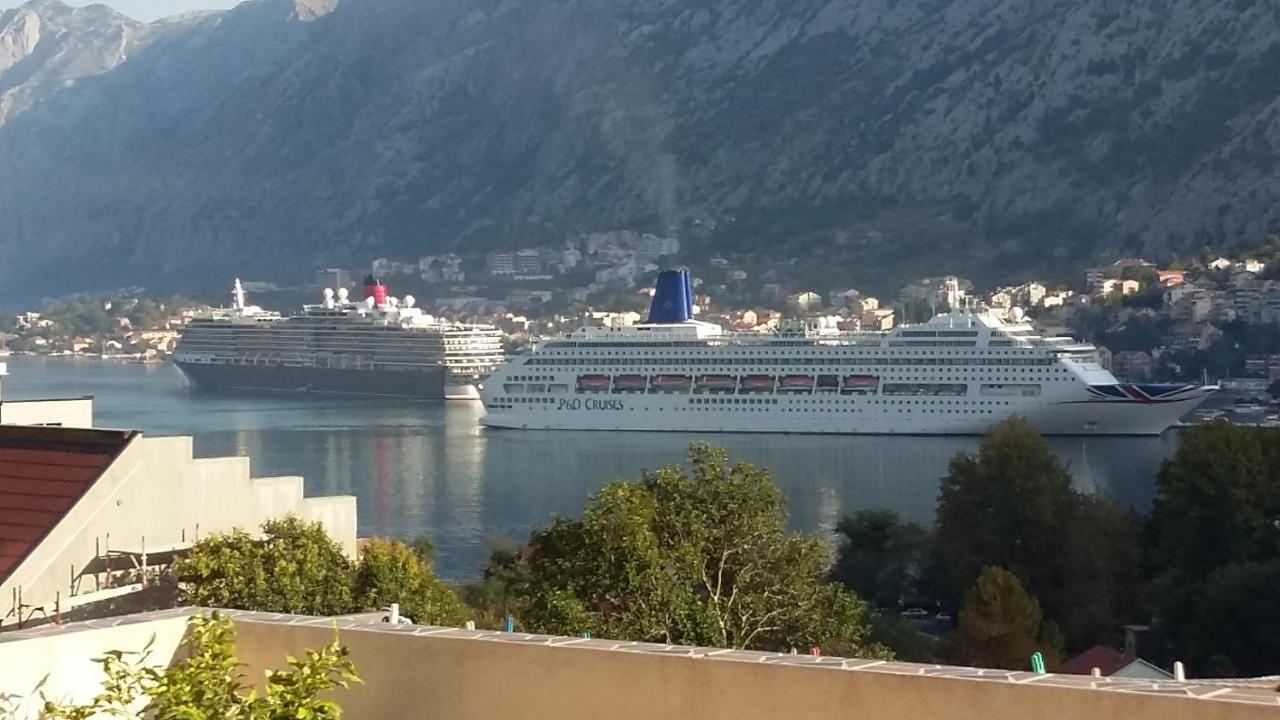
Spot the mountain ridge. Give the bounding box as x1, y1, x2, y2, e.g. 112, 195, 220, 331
1, 0, 1279, 300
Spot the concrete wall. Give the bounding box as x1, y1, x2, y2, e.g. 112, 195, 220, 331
0, 435, 357, 625
234, 621, 1278, 720
0, 615, 189, 716
0, 397, 94, 428
1, 611, 1272, 720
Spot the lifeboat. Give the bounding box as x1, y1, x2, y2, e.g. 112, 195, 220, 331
696, 375, 737, 393
651, 375, 693, 393
740, 375, 776, 393
816, 375, 840, 392
841, 375, 879, 394
612, 375, 649, 393
577, 375, 611, 393
779, 375, 815, 393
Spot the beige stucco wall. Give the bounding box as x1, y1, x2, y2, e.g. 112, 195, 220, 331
0, 398, 94, 428
0, 435, 357, 624
233, 622, 1277, 720
1, 612, 1271, 720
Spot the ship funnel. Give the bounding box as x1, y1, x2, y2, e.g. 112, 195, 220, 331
363, 275, 389, 307
647, 270, 695, 324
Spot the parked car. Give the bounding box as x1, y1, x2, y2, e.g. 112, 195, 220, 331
900, 608, 929, 620
935, 611, 953, 623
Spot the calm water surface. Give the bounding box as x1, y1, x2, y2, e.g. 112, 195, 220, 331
4, 356, 1179, 578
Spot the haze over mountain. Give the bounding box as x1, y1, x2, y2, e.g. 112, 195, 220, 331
1, 0, 1279, 300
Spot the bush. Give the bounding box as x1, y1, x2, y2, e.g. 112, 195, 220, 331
353, 539, 468, 626
43, 614, 360, 719
172, 516, 355, 616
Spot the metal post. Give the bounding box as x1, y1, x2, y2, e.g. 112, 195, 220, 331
1174, 662, 1186, 681
389, 603, 400, 625
55, 592, 61, 626
141, 536, 148, 588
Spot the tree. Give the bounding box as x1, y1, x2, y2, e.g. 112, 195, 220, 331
460, 537, 526, 630
935, 418, 1075, 611
43, 614, 360, 719
1174, 560, 1280, 678
1146, 422, 1280, 673
1269, 379, 1280, 400
832, 510, 928, 608
1149, 422, 1280, 577
1057, 497, 1142, 650
512, 444, 888, 656
172, 516, 354, 616
946, 567, 1061, 671
353, 538, 468, 626
935, 418, 1142, 652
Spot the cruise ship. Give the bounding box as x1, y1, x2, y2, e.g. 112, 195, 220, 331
175, 278, 504, 400
480, 271, 1215, 435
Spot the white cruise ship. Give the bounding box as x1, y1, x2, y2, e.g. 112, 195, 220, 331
175, 278, 504, 400
480, 271, 1215, 435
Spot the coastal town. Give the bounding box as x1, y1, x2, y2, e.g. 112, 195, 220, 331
8, 231, 1280, 391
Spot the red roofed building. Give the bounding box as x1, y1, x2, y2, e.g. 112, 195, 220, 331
0, 427, 136, 585
0, 405, 356, 632
1060, 645, 1171, 679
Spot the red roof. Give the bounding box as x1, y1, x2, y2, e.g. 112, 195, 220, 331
0, 426, 136, 584
1060, 645, 1132, 676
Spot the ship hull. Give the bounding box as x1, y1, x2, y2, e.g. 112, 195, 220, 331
175, 361, 451, 400
480, 388, 1215, 436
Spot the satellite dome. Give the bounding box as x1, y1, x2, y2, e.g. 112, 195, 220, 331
403, 295, 416, 308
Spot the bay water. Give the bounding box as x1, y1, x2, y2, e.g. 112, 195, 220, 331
3, 356, 1177, 579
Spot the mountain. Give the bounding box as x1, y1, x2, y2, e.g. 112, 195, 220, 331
1, 0, 1280, 300
0, 0, 175, 125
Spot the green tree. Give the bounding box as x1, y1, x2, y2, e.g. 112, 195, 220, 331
832, 510, 928, 608
946, 567, 1061, 671
935, 418, 1075, 610
460, 537, 526, 630
1175, 560, 1280, 678
935, 418, 1141, 651
1146, 422, 1280, 673
172, 516, 354, 615
43, 614, 360, 719
1058, 497, 1142, 650
1149, 422, 1280, 577
353, 538, 468, 626
513, 444, 888, 656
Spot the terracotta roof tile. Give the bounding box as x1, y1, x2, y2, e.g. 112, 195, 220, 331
0, 426, 136, 583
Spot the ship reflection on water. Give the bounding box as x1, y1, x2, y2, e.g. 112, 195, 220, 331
6, 356, 1180, 580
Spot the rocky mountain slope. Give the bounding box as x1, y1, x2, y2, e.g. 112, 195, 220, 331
1, 0, 1279, 299
0, 0, 170, 125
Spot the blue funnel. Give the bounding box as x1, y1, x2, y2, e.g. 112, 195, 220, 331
648, 270, 694, 324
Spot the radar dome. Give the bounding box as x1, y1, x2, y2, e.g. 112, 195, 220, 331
323, 287, 335, 299
1010, 307, 1026, 322
337, 287, 350, 302
403, 295, 416, 308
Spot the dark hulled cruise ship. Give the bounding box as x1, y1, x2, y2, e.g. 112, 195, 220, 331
174, 278, 504, 400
